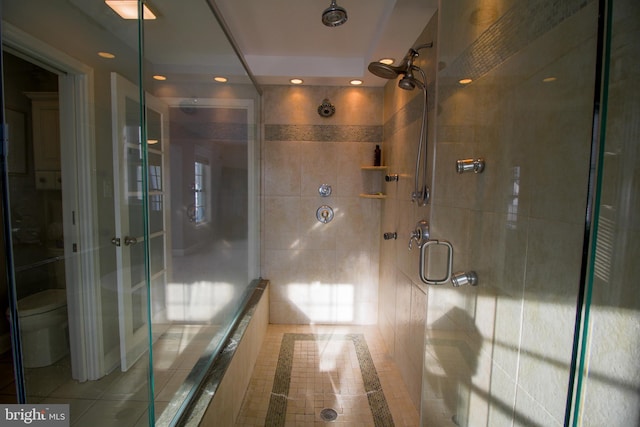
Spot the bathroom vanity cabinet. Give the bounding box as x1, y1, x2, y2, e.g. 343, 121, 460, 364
26, 92, 61, 190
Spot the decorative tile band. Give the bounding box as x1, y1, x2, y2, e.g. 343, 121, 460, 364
441, 0, 592, 83
265, 333, 395, 427
265, 124, 382, 143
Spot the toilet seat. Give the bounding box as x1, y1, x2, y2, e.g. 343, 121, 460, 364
17, 289, 66, 317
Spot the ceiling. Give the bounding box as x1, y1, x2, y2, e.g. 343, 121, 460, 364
213, 0, 438, 87
5, 0, 437, 89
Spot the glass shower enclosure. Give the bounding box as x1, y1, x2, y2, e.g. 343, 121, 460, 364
420, 0, 639, 425
0, 0, 261, 425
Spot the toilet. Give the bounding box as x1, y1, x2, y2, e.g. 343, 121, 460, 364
10, 289, 69, 368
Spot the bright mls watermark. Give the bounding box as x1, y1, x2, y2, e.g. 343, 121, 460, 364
1, 405, 69, 426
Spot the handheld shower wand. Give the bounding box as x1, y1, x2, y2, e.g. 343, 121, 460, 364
410, 66, 430, 206
368, 43, 433, 206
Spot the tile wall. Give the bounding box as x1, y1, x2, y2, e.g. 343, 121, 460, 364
423, 1, 599, 425
261, 85, 384, 325
376, 10, 440, 410
376, 0, 623, 424
258, 2, 640, 425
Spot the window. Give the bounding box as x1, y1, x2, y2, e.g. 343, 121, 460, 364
191, 160, 209, 224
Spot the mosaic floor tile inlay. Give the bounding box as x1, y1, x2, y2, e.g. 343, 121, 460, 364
265, 333, 394, 426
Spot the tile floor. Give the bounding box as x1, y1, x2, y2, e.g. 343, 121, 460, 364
0, 323, 218, 426
2, 323, 420, 426
236, 324, 419, 426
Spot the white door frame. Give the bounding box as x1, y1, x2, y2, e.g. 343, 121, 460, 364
110, 72, 171, 371
2, 23, 104, 381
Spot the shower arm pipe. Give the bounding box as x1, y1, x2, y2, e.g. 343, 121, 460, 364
413, 42, 434, 52
404, 42, 434, 62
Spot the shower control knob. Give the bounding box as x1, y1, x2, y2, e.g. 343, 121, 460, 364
316, 205, 334, 223
408, 219, 430, 249
318, 184, 332, 197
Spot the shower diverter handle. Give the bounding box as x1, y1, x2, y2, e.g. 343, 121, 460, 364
408, 219, 430, 250
408, 220, 454, 285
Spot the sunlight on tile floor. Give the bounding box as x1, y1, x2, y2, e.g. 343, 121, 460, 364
236, 324, 419, 426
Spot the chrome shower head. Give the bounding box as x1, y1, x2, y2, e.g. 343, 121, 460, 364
322, 0, 348, 27
398, 71, 425, 91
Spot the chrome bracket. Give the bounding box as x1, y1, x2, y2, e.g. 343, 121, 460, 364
456, 158, 485, 174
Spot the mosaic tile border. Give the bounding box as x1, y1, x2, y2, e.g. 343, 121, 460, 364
265, 124, 382, 143
265, 333, 395, 427
441, 0, 591, 82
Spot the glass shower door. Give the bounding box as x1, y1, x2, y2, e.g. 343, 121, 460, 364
422, 1, 603, 426
568, 0, 640, 424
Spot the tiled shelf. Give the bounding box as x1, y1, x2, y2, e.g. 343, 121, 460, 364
360, 165, 387, 198
359, 193, 387, 199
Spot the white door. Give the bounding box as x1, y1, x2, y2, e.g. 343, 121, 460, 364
111, 72, 169, 371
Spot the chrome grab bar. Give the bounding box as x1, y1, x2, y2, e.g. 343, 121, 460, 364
409, 219, 454, 285
420, 239, 453, 285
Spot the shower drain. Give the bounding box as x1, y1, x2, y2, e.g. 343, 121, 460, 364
320, 408, 338, 421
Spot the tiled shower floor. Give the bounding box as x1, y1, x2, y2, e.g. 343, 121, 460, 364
236, 324, 419, 426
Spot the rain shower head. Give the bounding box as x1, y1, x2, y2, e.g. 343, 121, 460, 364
368, 49, 414, 79
367, 62, 407, 79
368, 42, 434, 81
322, 0, 348, 27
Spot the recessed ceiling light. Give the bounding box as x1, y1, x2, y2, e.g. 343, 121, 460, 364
98, 51, 115, 59
153, 75, 167, 81
105, 1, 156, 20
379, 58, 394, 65
350, 79, 363, 85
459, 78, 473, 85
290, 78, 304, 85
214, 76, 228, 83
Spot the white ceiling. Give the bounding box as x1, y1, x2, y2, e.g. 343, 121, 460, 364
214, 0, 438, 87
6, 0, 436, 88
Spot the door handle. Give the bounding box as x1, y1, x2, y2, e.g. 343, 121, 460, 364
124, 236, 138, 246
111, 237, 121, 247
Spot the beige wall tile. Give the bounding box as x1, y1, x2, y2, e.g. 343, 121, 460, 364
262, 85, 383, 326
